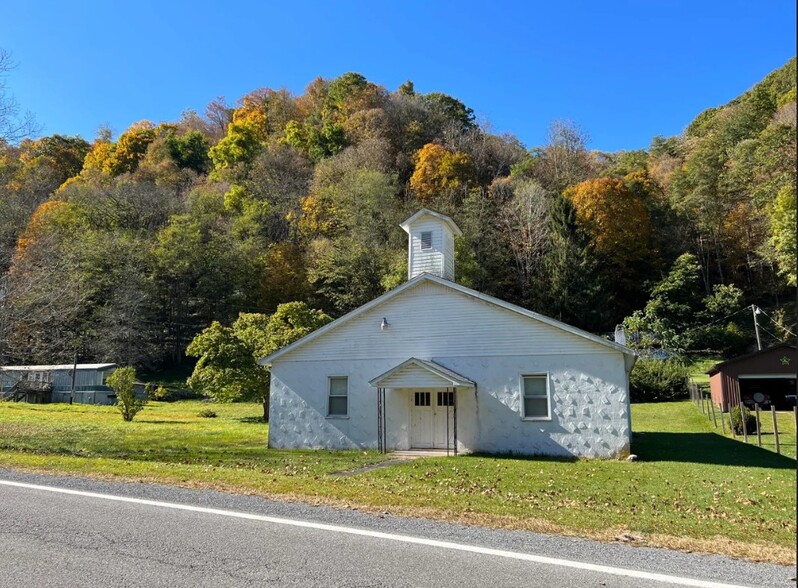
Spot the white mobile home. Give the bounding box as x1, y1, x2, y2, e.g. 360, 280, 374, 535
0, 363, 118, 404
261, 210, 636, 458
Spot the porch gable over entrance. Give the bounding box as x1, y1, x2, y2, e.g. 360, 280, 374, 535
369, 358, 475, 390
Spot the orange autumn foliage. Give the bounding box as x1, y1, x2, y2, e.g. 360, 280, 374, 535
565, 176, 652, 268
14, 200, 70, 260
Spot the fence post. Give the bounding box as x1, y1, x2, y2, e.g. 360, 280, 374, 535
741, 396, 748, 444
771, 406, 780, 455
754, 403, 762, 447
720, 404, 726, 434
709, 396, 717, 428
728, 403, 736, 439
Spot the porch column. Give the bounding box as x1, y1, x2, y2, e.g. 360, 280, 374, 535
376, 387, 387, 453
377, 387, 383, 453
453, 387, 458, 456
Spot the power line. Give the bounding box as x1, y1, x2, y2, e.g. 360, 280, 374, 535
755, 307, 797, 338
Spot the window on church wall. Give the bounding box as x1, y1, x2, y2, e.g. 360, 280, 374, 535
521, 374, 550, 420
328, 376, 348, 417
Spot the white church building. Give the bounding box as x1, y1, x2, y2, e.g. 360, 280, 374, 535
260, 209, 636, 458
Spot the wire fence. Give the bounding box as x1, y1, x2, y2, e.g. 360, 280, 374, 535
689, 381, 797, 458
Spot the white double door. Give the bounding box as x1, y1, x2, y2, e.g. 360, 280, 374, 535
410, 391, 454, 449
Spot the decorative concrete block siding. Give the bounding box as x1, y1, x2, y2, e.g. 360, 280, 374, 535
550, 372, 629, 457
269, 353, 631, 457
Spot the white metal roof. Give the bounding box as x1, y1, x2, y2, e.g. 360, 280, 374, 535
0, 363, 117, 372
259, 273, 635, 365
399, 208, 463, 236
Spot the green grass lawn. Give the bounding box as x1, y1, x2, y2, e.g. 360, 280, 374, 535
0, 399, 794, 564
686, 356, 723, 387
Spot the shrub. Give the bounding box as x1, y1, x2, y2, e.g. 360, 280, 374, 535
629, 358, 690, 402
107, 366, 146, 422
151, 385, 168, 400
198, 408, 217, 418
731, 405, 757, 435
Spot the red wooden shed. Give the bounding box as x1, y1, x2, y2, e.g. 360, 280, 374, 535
707, 343, 796, 411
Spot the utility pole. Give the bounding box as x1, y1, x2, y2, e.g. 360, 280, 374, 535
751, 305, 762, 351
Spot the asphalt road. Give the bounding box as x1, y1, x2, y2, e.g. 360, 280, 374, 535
0, 469, 794, 587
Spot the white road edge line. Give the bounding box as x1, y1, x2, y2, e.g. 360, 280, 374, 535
1, 479, 751, 588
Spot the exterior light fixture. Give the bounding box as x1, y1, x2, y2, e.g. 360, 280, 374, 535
380, 318, 389, 331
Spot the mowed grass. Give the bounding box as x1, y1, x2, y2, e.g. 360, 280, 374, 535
0, 400, 794, 564
686, 356, 723, 387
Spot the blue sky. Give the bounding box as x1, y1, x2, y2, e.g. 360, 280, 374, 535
1, 1, 795, 152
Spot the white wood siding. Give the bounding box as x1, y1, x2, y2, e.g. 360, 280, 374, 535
282, 281, 612, 362
407, 218, 454, 280
444, 231, 455, 281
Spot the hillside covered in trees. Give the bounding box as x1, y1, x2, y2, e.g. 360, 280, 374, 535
0, 59, 795, 368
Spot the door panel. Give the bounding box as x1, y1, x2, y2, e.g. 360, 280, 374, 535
433, 392, 454, 449
411, 392, 433, 448
412, 391, 455, 450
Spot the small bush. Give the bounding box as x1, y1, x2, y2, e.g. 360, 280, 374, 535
731, 405, 757, 435
151, 385, 168, 400
630, 358, 690, 402
198, 408, 217, 418
108, 366, 146, 422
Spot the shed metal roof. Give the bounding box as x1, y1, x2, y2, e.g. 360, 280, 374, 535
0, 363, 117, 372
706, 343, 797, 376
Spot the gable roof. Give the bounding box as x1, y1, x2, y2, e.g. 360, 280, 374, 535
260, 273, 634, 365
706, 343, 797, 376
400, 208, 463, 236
369, 358, 475, 389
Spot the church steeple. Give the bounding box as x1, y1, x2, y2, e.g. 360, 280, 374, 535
400, 209, 462, 281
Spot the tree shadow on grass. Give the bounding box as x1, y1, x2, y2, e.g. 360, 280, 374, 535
632, 432, 796, 469
238, 416, 267, 425
134, 420, 194, 425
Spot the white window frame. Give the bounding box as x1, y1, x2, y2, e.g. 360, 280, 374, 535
520, 374, 551, 421
327, 376, 349, 418
420, 231, 433, 250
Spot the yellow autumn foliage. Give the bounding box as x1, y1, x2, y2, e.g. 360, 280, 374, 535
409, 143, 474, 203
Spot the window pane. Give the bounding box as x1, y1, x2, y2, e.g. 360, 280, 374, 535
329, 396, 348, 416
329, 377, 348, 396
524, 397, 548, 418
523, 376, 546, 397
437, 391, 454, 406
